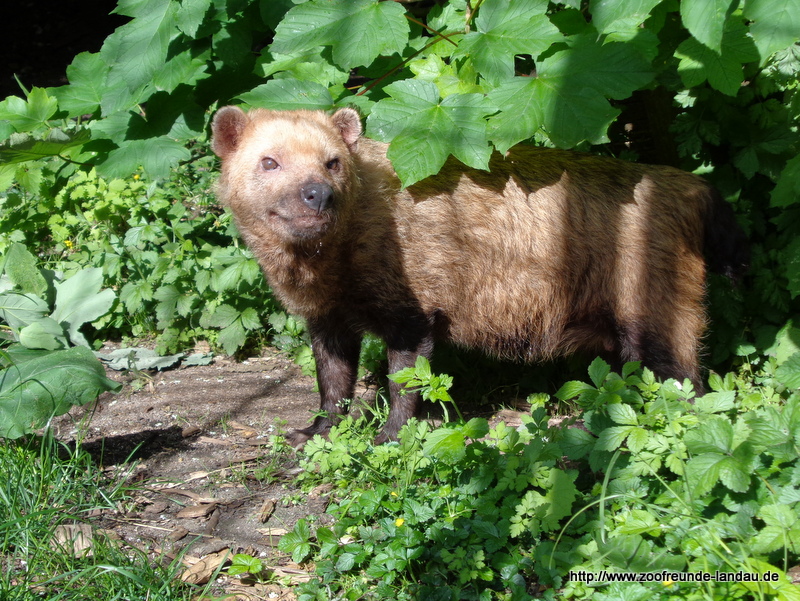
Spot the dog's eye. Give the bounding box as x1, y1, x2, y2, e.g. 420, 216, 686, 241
261, 157, 279, 171
326, 158, 340, 171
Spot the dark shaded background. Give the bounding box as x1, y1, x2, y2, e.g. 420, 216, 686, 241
2, 0, 125, 98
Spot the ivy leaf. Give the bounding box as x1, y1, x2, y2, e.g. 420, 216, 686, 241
271, 0, 409, 69
676, 19, 760, 96
680, 0, 737, 53
456, 1, 561, 84
238, 79, 334, 112
744, 0, 800, 62
367, 80, 493, 186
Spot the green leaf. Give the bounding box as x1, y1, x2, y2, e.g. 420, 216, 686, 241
675, 19, 760, 96
0, 292, 49, 332
555, 380, 595, 401
96, 137, 192, 180
0, 88, 59, 133
771, 154, 800, 208
175, 0, 212, 37
588, 357, 611, 388
462, 417, 490, 439
0, 129, 93, 165
744, 0, 800, 62
589, 0, 662, 34
680, 0, 737, 53
456, 1, 561, 84
607, 403, 638, 426
775, 352, 800, 389
18, 318, 68, 351
685, 452, 726, 496
0, 347, 121, 439
685, 416, 734, 454
423, 427, 466, 463
695, 390, 737, 413
560, 427, 596, 459
238, 79, 334, 112
595, 426, 634, 451
368, 80, 493, 186
101, 0, 178, 93
539, 468, 578, 531
271, 0, 409, 69
51, 52, 110, 116
0, 243, 47, 296
50, 268, 116, 348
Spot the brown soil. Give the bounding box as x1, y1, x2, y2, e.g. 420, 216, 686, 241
51, 345, 365, 599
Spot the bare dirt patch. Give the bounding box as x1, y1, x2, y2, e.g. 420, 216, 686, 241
51, 346, 359, 598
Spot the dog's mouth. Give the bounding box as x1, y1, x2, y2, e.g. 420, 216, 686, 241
269, 210, 332, 239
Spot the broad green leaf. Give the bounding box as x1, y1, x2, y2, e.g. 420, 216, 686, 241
423, 427, 466, 463
626, 427, 649, 453
771, 154, 800, 208
96, 137, 192, 180
554, 380, 595, 401
18, 318, 68, 351
685, 452, 726, 497
0, 129, 92, 165
271, 0, 409, 69
676, 19, 760, 96
0, 243, 47, 296
560, 427, 596, 459
50, 268, 116, 348
0, 89, 59, 133
175, 0, 212, 37
588, 357, 611, 388
775, 352, 800, 389
695, 390, 737, 413
368, 80, 493, 186
680, 0, 737, 53
51, 52, 110, 116
238, 79, 334, 111
717, 454, 752, 492
0, 347, 121, 439
456, 2, 561, 83
95, 347, 184, 371
595, 426, 633, 451
462, 417, 490, 439
589, 0, 662, 34
101, 0, 178, 93
219, 321, 247, 355
487, 78, 544, 153
684, 416, 734, 454
607, 403, 638, 426
539, 468, 578, 531
744, 0, 800, 62
0, 292, 49, 332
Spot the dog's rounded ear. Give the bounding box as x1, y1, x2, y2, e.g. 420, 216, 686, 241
211, 106, 249, 159
331, 108, 362, 150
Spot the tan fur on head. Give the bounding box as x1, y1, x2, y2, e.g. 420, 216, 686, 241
211, 106, 747, 447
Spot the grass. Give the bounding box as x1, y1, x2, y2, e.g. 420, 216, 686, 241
0, 432, 204, 600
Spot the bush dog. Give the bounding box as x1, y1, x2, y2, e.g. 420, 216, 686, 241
211, 106, 748, 446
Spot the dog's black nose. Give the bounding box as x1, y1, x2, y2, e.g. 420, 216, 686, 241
301, 183, 333, 213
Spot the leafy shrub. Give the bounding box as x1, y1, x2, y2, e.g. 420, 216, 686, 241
290, 358, 800, 600
0, 244, 120, 438
1, 0, 798, 360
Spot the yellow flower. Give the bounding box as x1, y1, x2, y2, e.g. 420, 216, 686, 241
64, 240, 73, 249
663, 579, 675, 587
390, 491, 398, 497
395, 518, 405, 527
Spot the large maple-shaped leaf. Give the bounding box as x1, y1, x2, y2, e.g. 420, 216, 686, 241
676, 19, 760, 96
455, 0, 561, 83
366, 80, 493, 187
271, 0, 409, 69
51, 53, 109, 117
744, 0, 800, 62
238, 79, 334, 111
680, 0, 737, 53
589, 0, 662, 35
488, 34, 654, 150
101, 0, 178, 93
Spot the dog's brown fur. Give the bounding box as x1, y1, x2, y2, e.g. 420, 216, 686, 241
211, 106, 748, 446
